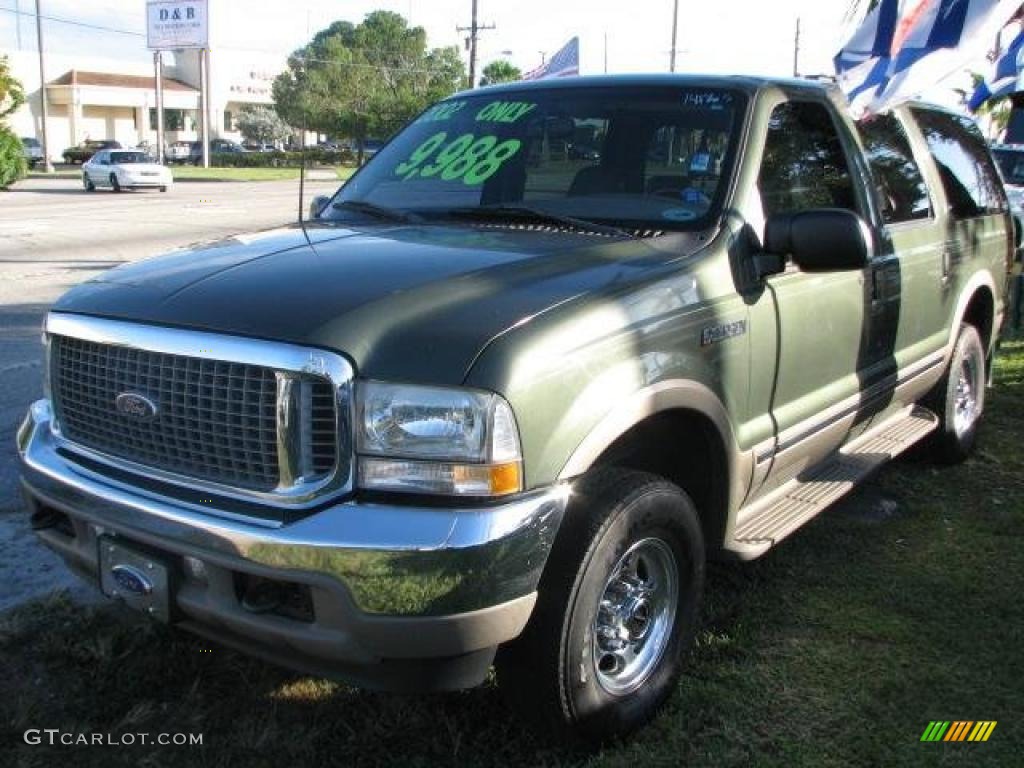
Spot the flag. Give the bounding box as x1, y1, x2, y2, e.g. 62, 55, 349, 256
835, 0, 1023, 116
968, 22, 1024, 110
523, 37, 580, 80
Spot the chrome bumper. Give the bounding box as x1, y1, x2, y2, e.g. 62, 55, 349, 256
17, 400, 567, 681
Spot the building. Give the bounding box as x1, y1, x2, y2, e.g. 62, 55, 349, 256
2, 21, 286, 160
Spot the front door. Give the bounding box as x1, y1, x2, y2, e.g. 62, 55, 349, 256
752, 99, 875, 491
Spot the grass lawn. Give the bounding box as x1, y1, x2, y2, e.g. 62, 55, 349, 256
171, 166, 356, 182
1, 342, 1021, 767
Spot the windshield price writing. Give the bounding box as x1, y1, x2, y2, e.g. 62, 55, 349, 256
395, 132, 522, 184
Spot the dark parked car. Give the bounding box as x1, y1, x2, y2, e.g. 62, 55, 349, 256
21, 137, 43, 168
188, 139, 246, 165
62, 140, 121, 165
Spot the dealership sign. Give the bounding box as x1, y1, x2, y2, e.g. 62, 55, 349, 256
146, 0, 208, 50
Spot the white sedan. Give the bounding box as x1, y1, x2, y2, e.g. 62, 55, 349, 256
82, 149, 173, 193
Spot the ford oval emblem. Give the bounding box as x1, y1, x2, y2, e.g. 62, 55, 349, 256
110, 564, 154, 596
114, 392, 158, 421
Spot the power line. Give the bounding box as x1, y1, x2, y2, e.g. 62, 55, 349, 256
0, 6, 464, 77
0, 6, 144, 37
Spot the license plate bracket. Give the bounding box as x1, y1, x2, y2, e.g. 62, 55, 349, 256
98, 536, 172, 623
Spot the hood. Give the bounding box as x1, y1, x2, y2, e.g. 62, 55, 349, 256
116, 163, 168, 173
54, 222, 708, 384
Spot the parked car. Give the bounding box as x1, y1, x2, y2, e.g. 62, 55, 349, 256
21, 137, 43, 168
242, 141, 277, 153
165, 141, 193, 164
62, 139, 121, 165
19, 76, 1009, 744
188, 139, 246, 164
81, 148, 172, 192
991, 143, 1024, 215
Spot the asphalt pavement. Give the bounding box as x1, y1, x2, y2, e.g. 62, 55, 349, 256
0, 175, 339, 609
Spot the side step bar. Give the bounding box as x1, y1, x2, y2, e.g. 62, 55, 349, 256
726, 406, 939, 559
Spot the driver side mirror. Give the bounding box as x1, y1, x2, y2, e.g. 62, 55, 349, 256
764, 208, 872, 272
308, 195, 330, 220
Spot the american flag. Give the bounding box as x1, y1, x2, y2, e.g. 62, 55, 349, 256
523, 37, 580, 80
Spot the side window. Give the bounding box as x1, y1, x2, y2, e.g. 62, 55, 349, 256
758, 101, 859, 218
912, 108, 1007, 218
856, 113, 931, 224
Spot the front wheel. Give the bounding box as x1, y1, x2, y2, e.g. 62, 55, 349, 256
82, 174, 95, 192
926, 323, 986, 463
496, 469, 705, 745
109, 174, 122, 193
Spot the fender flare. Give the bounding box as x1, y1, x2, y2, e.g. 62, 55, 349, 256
946, 270, 999, 362
556, 379, 751, 516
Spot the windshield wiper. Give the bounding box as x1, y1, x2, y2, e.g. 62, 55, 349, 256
331, 200, 418, 223
438, 205, 635, 238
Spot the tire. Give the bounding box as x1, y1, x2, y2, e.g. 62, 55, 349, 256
160, 185, 168, 193
82, 174, 95, 192
926, 323, 986, 464
496, 468, 705, 745
110, 174, 121, 193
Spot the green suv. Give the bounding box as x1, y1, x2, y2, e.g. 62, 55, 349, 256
17, 75, 1009, 742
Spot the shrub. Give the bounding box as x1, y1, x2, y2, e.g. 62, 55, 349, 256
0, 126, 26, 189
208, 148, 355, 168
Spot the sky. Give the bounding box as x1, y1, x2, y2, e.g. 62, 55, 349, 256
0, 0, 984, 107
0, 0, 854, 78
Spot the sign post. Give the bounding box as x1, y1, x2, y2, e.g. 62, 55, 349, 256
146, 1, 209, 165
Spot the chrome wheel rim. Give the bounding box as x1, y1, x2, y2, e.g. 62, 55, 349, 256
592, 537, 678, 696
953, 356, 979, 437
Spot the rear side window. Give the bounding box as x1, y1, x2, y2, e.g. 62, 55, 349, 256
758, 101, 859, 217
912, 108, 1006, 218
856, 113, 931, 223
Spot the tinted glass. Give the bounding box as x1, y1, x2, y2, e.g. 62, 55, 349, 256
758, 101, 859, 217
22, 138, 40, 147
912, 108, 1006, 218
325, 86, 747, 231
856, 113, 931, 223
110, 151, 152, 164
993, 148, 1024, 185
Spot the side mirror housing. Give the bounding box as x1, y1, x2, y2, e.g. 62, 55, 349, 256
308, 195, 330, 220
764, 208, 872, 272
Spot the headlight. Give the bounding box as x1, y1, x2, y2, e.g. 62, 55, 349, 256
356, 381, 522, 497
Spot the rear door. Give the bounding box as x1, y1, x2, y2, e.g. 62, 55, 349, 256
854, 109, 945, 405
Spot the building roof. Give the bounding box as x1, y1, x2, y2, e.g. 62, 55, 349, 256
50, 70, 197, 92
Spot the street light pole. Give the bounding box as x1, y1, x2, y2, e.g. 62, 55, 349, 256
34, 0, 53, 172
669, 0, 680, 72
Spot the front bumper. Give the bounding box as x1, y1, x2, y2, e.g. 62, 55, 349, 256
17, 400, 567, 690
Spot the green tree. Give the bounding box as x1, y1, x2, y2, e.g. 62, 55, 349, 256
479, 60, 521, 86
272, 11, 465, 164
236, 105, 293, 145
0, 55, 27, 189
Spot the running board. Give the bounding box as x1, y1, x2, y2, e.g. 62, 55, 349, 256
726, 406, 938, 559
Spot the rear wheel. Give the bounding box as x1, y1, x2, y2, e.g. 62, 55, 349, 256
927, 323, 986, 463
496, 469, 705, 745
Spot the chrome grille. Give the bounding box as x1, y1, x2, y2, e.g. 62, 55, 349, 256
50, 335, 337, 494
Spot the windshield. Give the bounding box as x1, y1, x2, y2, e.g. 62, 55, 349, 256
993, 148, 1024, 186
22, 138, 40, 147
324, 85, 746, 231
110, 151, 153, 164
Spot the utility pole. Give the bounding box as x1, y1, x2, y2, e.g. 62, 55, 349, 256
604, 31, 608, 74
34, 0, 53, 172
793, 17, 801, 78
670, 0, 680, 72
153, 51, 164, 164
199, 48, 210, 168
457, 0, 495, 88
